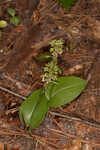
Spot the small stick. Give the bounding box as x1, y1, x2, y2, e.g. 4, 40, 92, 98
0, 85, 100, 130
49, 111, 100, 130
0, 86, 26, 100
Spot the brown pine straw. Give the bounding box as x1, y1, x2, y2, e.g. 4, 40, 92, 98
0, 126, 100, 147
47, 127, 100, 147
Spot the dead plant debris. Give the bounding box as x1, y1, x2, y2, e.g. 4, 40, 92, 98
0, 0, 100, 149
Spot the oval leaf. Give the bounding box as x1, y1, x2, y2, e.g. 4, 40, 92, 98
36, 52, 52, 62
0, 20, 8, 28
29, 94, 48, 130
19, 88, 48, 130
45, 76, 87, 107
8, 8, 16, 17
19, 88, 42, 125
58, 0, 75, 10
10, 16, 20, 25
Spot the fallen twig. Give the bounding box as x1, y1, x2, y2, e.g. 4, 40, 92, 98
0, 85, 100, 131
0, 86, 26, 100
49, 111, 100, 130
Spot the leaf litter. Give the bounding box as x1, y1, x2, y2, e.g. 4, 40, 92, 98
0, 0, 100, 149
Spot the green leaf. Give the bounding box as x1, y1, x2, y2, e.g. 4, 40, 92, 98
29, 94, 48, 130
19, 88, 42, 125
8, 8, 16, 17
0, 30, 2, 37
10, 16, 20, 25
58, 0, 75, 10
19, 88, 48, 130
0, 20, 8, 28
45, 76, 87, 107
36, 52, 52, 62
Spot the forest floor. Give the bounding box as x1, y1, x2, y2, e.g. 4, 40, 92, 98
0, 0, 100, 149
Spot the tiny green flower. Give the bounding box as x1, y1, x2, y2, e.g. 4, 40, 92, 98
50, 39, 64, 57
41, 39, 64, 86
